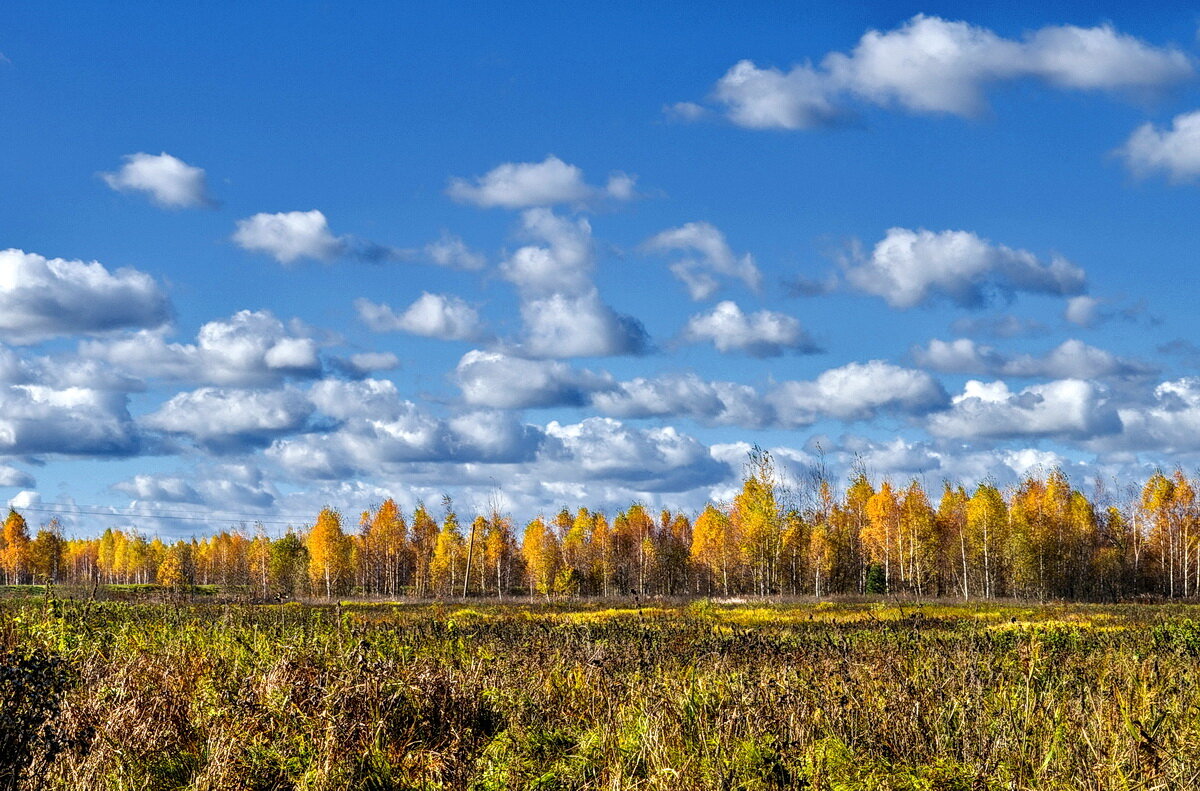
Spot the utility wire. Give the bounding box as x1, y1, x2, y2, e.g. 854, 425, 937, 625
15, 504, 314, 527
25, 504, 321, 523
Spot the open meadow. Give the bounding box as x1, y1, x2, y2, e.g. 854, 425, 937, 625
4, 594, 1200, 790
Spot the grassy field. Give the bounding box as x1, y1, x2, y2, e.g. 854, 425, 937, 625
3, 596, 1200, 790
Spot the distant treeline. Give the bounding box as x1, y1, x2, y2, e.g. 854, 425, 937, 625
2, 450, 1198, 601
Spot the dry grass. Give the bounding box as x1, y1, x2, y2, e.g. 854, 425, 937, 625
3, 597, 1200, 789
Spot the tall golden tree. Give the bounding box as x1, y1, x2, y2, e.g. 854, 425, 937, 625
361, 498, 409, 597
410, 503, 438, 597
899, 480, 938, 596
863, 481, 900, 593
732, 447, 782, 595
429, 499, 465, 597
482, 513, 520, 597
966, 482, 1008, 598
1142, 470, 1197, 598
248, 527, 272, 599
1, 509, 31, 585
521, 516, 560, 596
28, 519, 65, 583
307, 508, 352, 598
691, 504, 737, 595
589, 513, 614, 597
936, 483, 970, 598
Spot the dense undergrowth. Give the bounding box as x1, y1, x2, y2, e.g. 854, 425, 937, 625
2, 597, 1200, 790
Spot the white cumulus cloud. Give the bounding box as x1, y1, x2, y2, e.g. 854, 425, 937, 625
270, 380, 544, 479
232, 210, 347, 264
1119, 110, 1200, 182
644, 222, 762, 300
425, 233, 487, 270
101, 152, 214, 208
455, 350, 613, 409
519, 292, 649, 358
447, 155, 636, 209
0, 385, 139, 456
80, 310, 322, 386
592, 373, 773, 428
682, 301, 819, 357
768, 361, 949, 425
0, 465, 35, 488
356, 293, 486, 342
702, 16, 1192, 129
501, 209, 648, 357
144, 386, 314, 453
540, 418, 726, 492
502, 209, 595, 295
714, 60, 843, 130
844, 228, 1086, 309
928, 379, 1120, 440
0, 249, 170, 343
913, 338, 1154, 379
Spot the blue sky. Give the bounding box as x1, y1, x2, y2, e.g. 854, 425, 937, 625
4, 2, 1200, 535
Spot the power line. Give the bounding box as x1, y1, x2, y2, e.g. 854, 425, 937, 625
15, 504, 313, 527
26, 504, 321, 523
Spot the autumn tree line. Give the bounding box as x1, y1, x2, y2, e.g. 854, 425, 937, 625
3, 452, 1200, 601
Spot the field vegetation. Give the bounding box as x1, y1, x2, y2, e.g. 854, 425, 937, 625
5, 454, 1200, 787
4, 595, 1200, 790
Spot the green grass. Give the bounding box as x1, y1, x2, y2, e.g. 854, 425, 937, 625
3, 597, 1200, 789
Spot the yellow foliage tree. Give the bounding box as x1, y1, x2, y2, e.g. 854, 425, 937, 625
307, 508, 351, 599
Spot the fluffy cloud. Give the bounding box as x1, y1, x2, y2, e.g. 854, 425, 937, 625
1119, 110, 1200, 182
1003, 339, 1156, 380
112, 464, 277, 510
928, 379, 1120, 440
644, 222, 762, 300
0, 344, 141, 392
81, 310, 322, 386
705, 16, 1191, 129
456, 354, 947, 430
1102, 378, 1200, 453
356, 293, 486, 341
714, 60, 842, 130
300, 386, 451, 465
112, 474, 202, 504
1064, 295, 1101, 327
844, 228, 1086, 309
0, 249, 170, 343
502, 209, 648, 357
592, 373, 773, 427
306, 377, 409, 421
270, 405, 719, 496
0, 465, 35, 488
446, 411, 545, 463
539, 418, 726, 492
143, 386, 314, 453
232, 210, 347, 263
768, 360, 948, 425
100, 152, 214, 208
455, 350, 613, 409
799, 434, 1096, 490
913, 338, 1155, 379
502, 209, 595, 295
0, 385, 139, 456
447, 155, 636, 209
681, 301, 820, 357
271, 379, 544, 479
519, 292, 649, 358
425, 233, 487, 270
